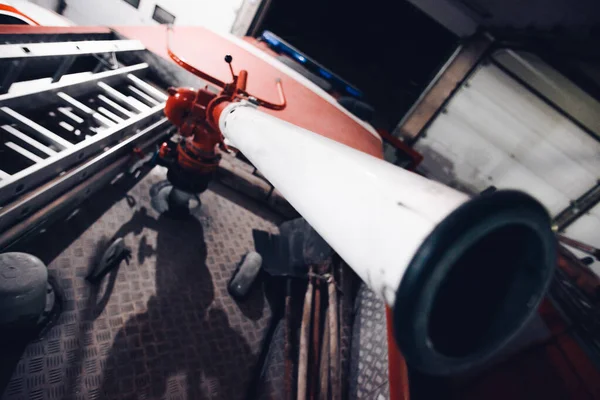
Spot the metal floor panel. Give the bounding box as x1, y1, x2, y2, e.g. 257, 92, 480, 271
350, 284, 390, 400
1, 166, 282, 400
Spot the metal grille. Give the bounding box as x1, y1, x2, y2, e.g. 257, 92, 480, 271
0, 35, 168, 238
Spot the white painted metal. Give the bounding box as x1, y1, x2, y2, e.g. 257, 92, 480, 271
57, 107, 85, 124
57, 92, 115, 128
62, 0, 243, 33
5, 142, 44, 163
0, 107, 72, 150
127, 74, 168, 101
97, 94, 134, 118
0, 104, 165, 204
97, 107, 125, 124
97, 82, 148, 113
1, 125, 56, 157
494, 50, 600, 138
0, 63, 149, 107
128, 85, 160, 106
219, 103, 469, 305
58, 121, 75, 133
0, 40, 145, 60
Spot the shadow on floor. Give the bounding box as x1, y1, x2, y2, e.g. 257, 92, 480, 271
94, 211, 255, 399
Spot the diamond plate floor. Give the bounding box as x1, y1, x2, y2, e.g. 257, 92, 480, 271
1, 166, 282, 400
350, 283, 390, 400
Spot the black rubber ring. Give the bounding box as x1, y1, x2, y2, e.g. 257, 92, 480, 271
393, 190, 556, 375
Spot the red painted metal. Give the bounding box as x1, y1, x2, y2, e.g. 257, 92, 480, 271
386, 307, 410, 400
115, 26, 384, 158
162, 28, 286, 180
376, 128, 423, 170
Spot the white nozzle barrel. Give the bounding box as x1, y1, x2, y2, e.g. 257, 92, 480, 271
219, 102, 556, 375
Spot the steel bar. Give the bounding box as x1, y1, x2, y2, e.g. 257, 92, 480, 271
128, 85, 160, 106
57, 92, 116, 128
97, 94, 134, 118
0, 169, 11, 180
4, 142, 44, 163
0, 106, 72, 150
97, 82, 148, 113
58, 121, 75, 133
57, 107, 85, 124
1, 125, 56, 157
98, 107, 125, 123
0, 40, 144, 60
0, 103, 165, 206
0, 63, 149, 110
127, 74, 168, 101
0, 118, 171, 234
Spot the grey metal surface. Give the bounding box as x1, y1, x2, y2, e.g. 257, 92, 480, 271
1, 166, 282, 400
349, 283, 390, 400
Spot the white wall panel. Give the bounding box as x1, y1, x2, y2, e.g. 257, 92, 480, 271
416, 63, 600, 215
62, 0, 244, 33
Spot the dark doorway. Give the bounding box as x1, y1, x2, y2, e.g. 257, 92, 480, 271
257, 0, 458, 129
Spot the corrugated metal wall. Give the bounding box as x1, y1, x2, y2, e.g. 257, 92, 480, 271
414, 52, 600, 275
